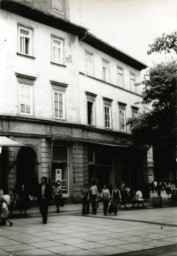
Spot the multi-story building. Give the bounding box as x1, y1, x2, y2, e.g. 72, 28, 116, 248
0, 0, 152, 201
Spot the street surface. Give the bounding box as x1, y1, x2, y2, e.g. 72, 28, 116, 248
0, 206, 176, 255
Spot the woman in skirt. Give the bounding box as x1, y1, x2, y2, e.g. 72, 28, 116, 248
53, 180, 63, 213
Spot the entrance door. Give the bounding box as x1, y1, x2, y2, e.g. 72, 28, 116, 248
16, 147, 38, 195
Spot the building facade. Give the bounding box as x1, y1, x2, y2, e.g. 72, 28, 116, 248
0, 0, 152, 202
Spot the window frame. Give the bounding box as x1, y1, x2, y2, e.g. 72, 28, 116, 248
51, 35, 64, 65
132, 106, 139, 118
53, 90, 65, 120
18, 82, 33, 116
118, 103, 127, 132
103, 98, 112, 129
102, 59, 110, 82
130, 72, 137, 93
117, 66, 124, 87
85, 50, 94, 76
18, 25, 33, 56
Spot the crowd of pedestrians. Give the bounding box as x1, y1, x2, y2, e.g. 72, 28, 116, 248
0, 177, 176, 226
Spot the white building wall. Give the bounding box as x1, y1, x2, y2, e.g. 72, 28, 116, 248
0, 9, 81, 123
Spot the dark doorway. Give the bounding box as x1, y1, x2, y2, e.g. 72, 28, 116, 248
16, 147, 38, 195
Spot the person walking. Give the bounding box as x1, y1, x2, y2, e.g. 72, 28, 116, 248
37, 177, 52, 224
102, 184, 110, 215
53, 180, 63, 213
0, 190, 13, 226
111, 184, 121, 215
90, 181, 98, 215
81, 184, 89, 215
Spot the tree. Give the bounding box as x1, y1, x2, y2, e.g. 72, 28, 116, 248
128, 32, 177, 180
148, 32, 177, 54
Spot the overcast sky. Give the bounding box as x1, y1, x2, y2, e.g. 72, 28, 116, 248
70, 0, 177, 67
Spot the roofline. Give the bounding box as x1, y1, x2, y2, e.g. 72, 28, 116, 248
0, 0, 147, 70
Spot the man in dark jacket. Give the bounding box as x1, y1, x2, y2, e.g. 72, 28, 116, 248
37, 177, 52, 224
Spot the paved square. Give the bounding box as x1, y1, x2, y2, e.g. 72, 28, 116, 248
0, 207, 176, 255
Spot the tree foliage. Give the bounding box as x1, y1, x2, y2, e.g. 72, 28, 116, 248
128, 32, 177, 150
148, 32, 177, 54
128, 61, 177, 148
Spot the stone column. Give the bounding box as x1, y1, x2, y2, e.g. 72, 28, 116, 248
144, 147, 154, 183
40, 138, 51, 180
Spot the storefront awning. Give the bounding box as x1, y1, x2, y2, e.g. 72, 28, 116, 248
0, 136, 23, 147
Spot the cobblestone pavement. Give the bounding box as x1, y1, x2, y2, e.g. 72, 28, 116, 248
0, 207, 176, 256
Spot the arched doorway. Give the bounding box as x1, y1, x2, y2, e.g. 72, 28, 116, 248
16, 147, 38, 195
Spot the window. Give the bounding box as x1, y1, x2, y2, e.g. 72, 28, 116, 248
103, 98, 112, 129
51, 0, 64, 13
102, 59, 110, 82
132, 107, 139, 118
85, 51, 94, 76
86, 91, 96, 126
53, 91, 65, 119
19, 83, 33, 115
51, 37, 64, 64
18, 26, 32, 55
130, 73, 137, 93
117, 66, 124, 87
119, 104, 126, 131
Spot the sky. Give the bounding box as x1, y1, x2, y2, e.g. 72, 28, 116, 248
70, 0, 177, 67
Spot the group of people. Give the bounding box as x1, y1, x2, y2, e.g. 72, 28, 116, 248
0, 177, 63, 226
81, 181, 145, 216
149, 180, 176, 196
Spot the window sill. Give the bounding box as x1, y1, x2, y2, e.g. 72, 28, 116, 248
50, 62, 66, 68
16, 52, 35, 59
105, 127, 112, 130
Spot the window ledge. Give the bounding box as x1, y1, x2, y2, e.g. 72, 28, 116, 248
16, 52, 35, 59
50, 62, 66, 68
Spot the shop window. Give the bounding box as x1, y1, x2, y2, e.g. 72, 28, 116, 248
51, 36, 64, 64
85, 50, 94, 76
52, 145, 69, 195
18, 25, 32, 56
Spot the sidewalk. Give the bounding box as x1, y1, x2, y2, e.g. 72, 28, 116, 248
0, 207, 177, 256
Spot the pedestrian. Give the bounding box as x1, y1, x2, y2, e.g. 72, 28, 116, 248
0, 189, 13, 226
81, 184, 89, 215
37, 177, 52, 224
53, 180, 63, 213
119, 186, 128, 209
110, 184, 121, 215
102, 184, 110, 215
90, 180, 98, 214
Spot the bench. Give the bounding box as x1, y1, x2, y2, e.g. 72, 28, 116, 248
119, 199, 147, 209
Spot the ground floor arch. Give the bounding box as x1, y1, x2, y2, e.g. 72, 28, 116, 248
16, 146, 39, 195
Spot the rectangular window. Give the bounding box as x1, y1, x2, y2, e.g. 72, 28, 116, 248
51, 0, 64, 13
18, 26, 32, 55
19, 83, 33, 115
52, 37, 64, 64
87, 101, 95, 125
119, 105, 126, 131
85, 51, 94, 76
130, 73, 137, 93
117, 66, 124, 87
53, 91, 65, 119
104, 105, 112, 128
102, 59, 110, 82
132, 107, 139, 118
